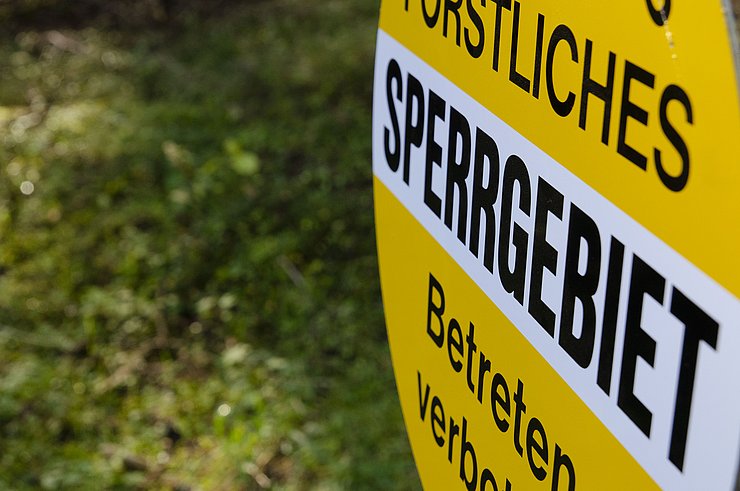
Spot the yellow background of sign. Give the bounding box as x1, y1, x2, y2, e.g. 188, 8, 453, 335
379, 0, 740, 298
375, 178, 659, 490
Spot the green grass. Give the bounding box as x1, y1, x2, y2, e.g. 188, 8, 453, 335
0, 1, 420, 489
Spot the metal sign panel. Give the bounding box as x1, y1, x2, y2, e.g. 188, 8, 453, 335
372, 2, 740, 490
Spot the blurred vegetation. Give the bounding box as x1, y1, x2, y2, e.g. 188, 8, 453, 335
0, 0, 420, 489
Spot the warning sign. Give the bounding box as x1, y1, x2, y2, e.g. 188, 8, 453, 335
372, 2, 740, 490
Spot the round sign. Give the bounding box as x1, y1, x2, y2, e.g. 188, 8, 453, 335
372, 2, 740, 490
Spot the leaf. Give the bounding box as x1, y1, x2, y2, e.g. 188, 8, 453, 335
230, 151, 260, 176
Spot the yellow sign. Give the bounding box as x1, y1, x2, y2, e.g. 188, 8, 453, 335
372, 2, 740, 490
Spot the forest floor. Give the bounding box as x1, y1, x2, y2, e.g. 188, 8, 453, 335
0, 1, 420, 489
